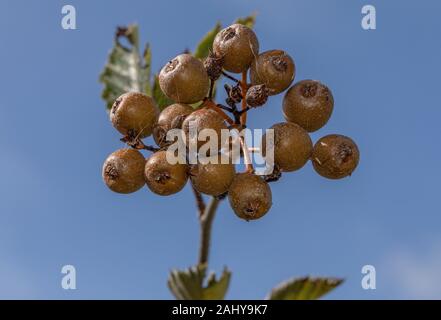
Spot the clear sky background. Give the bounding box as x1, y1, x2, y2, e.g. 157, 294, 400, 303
0, 0, 440, 299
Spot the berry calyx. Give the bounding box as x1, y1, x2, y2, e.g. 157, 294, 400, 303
204, 52, 224, 81
311, 134, 360, 179
282, 80, 334, 132
144, 151, 188, 196
190, 154, 235, 196
245, 84, 268, 108
250, 50, 295, 95
159, 54, 209, 104
213, 24, 259, 73
261, 122, 312, 172
110, 92, 159, 138
102, 149, 146, 194
153, 103, 194, 147
228, 173, 272, 221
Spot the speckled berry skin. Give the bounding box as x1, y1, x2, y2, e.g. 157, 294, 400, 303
262, 122, 312, 172
159, 54, 209, 104
228, 173, 272, 221
110, 92, 159, 138
311, 134, 360, 179
190, 155, 235, 196
153, 103, 194, 147
144, 151, 188, 196
250, 50, 295, 95
283, 80, 334, 132
181, 108, 228, 153
102, 149, 146, 194
213, 24, 259, 73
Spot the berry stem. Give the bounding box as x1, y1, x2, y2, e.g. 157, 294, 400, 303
240, 135, 254, 173
240, 71, 248, 124
208, 79, 215, 101
198, 196, 221, 266
222, 71, 240, 83
191, 182, 206, 217
203, 100, 235, 125
120, 136, 160, 152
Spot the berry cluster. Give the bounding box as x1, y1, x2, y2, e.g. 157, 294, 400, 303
102, 23, 360, 221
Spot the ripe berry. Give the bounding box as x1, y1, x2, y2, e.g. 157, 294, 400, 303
213, 24, 259, 73
102, 149, 145, 194
282, 80, 334, 132
261, 122, 312, 172
245, 84, 268, 108
228, 173, 272, 221
144, 151, 188, 196
159, 54, 209, 104
153, 103, 194, 147
181, 108, 228, 153
311, 134, 360, 179
250, 50, 295, 95
190, 155, 235, 196
110, 92, 159, 138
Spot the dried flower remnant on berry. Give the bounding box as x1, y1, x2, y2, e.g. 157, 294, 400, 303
246, 84, 268, 108
204, 52, 224, 81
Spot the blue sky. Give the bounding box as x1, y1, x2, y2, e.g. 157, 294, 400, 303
0, 0, 440, 299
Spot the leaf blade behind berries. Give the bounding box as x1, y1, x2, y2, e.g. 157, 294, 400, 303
194, 22, 222, 59
266, 276, 343, 300
234, 14, 257, 29
152, 74, 174, 110
99, 24, 152, 111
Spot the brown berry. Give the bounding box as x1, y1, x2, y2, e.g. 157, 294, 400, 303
144, 151, 188, 196
228, 173, 272, 221
250, 50, 295, 95
213, 24, 259, 73
283, 80, 334, 132
245, 84, 268, 108
204, 52, 224, 81
159, 54, 209, 104
153, 103, 194, 147
102, 149, 145, 194
110, 92, 159, 138
190, 154, 235, 196
181, 108, 228, 153
261, 122, 312, 172
311, 134, 360, 179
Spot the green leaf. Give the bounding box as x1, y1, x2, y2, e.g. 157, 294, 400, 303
168, 265, 232, 300
194, 22, 222, 59
234, 14, 257, 29
143, 44, 152, 96
99, 24, 152, 110
266, 276, 343, 300
152, 74, 174, 110
203, 267, 231, 300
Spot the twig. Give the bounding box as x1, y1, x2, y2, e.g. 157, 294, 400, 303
121, 135, 159, 152
191, 182, 206, 217
208, 79, 215, 100
204, 100, 235, 125
222, 71, 240, 83
198, 197, 221, 265
240, 71, 248, 124
240, 136, 254, 173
